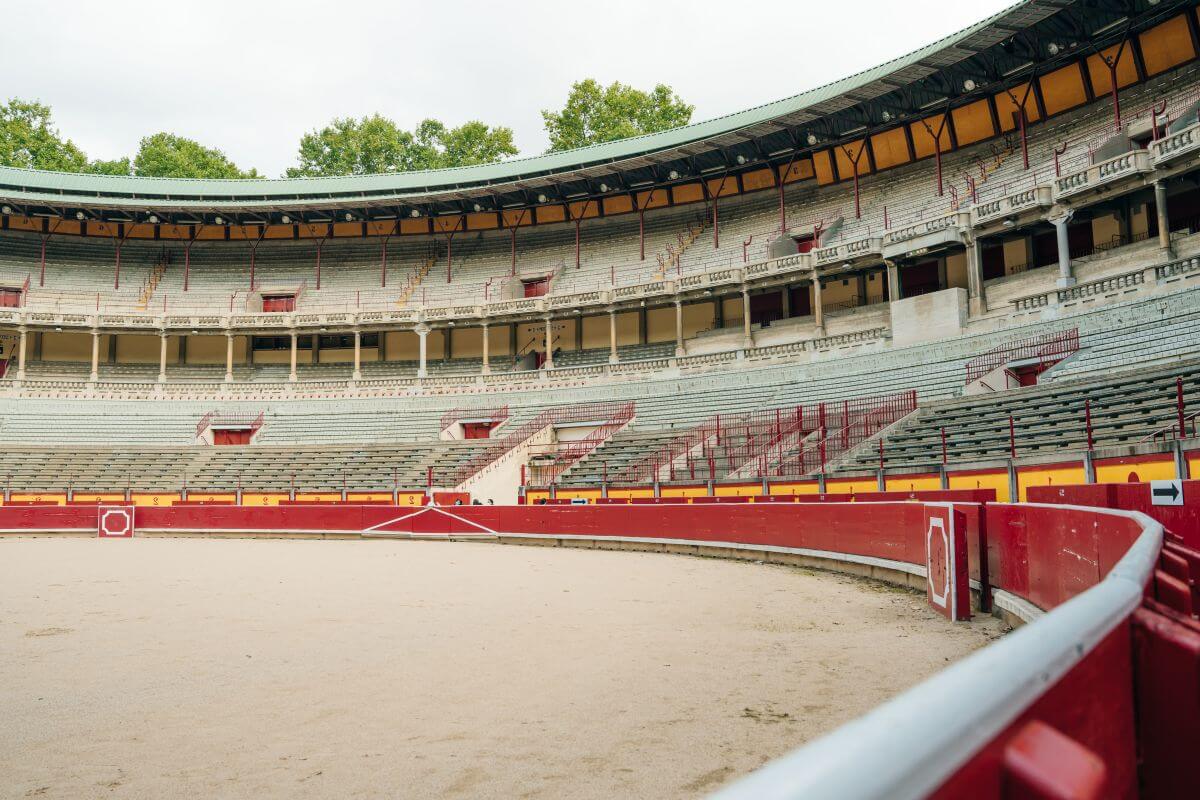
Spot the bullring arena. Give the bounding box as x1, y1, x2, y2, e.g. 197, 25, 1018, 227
3, 0, 1200, 797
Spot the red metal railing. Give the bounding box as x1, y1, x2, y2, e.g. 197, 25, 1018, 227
774, 390, 918, 477
439, 405, 510, 432
964, 328, 1079, 384
529, 403, 637, 485
196, 410, 265, 440
445, 401, 635, 487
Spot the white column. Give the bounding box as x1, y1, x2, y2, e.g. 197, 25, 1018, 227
416, 323, 429, 378
17, 327, 27, 381
812, 276, 825, 335
543, 317, 554, 370
1154, 181, 1171, 252
224, 333, 234, 382
158, 333, 168, 383
481, 322, 490, 374
608, 310, 619, 364
673, 299, 684, 356
885, 260, 902, 302
1051, 210, 1075, 287
741, 288, 753, 347
288, 331, 298, 382
352, 329, 362, 381
89, 330, 99, 382
965, 235, 986, 315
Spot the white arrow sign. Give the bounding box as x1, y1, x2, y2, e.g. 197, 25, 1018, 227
1150, 479, 1184, 507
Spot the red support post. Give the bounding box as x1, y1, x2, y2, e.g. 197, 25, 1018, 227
315, 240, 323, 290
1177, 377, 1186, 440
1085, 399, 1094, 451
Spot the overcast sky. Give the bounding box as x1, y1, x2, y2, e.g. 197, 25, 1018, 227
3, 0, 1015, 178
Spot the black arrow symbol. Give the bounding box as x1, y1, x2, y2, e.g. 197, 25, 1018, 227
1152, 484, 1181, 501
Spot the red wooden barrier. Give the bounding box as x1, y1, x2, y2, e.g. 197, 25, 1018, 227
1028, 481, 1200, 549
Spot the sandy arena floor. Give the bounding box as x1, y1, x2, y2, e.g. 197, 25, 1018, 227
0, 537, 1006, 799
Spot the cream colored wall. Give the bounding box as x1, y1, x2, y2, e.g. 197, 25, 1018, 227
1092, 212, 1121, 247
683, 302, 714, 335
646, 307, 673, 343
722, 296, 744, 326
451, 327, 484, 358
822, 279, 857, 306
581, 315, 609, 349
1003, 239, 1030, 274
185, 336, 225, 365
116, 335, 160, 364
487, 325, 512, 357
615, 311, 638, 346
865, 271, 886, 303
41, 332, 91, 362
386, 331, 418, 361
945, 252, 968, 290
1130, 203, 1150, 238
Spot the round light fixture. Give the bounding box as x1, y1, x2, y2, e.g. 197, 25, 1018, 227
1047, 42, 1061, 55
148, 215, 158, 224
537, 194, 548, 203
881, 110, 893, 122
76, 211, 85, 220
599, 182, 608, 193
0, 205, 9, 215
668, 170, 679, 180
963, 79, 977, 91
214, 216, 224, 225
736, 154, 747, 165
410, 209, 421, 218
281, 215, 291, 224
473, 203, 482, 212
344, 212, 354, 222
806, 133, 819, 146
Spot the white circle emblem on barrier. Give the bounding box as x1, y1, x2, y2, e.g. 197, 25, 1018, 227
926, 516, 950, 609
98, 508, 133, 538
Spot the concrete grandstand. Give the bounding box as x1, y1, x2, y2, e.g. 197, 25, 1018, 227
3, 1, 1200, 798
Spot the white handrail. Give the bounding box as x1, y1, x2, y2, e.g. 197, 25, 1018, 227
711, 504, 1163, 800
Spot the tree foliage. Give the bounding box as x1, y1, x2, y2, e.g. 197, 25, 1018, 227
0, 97, 259, 178
0, 98, 89, 172
541, 79, 694, 152
132, 132, 259, 179
286, 114, 518, 177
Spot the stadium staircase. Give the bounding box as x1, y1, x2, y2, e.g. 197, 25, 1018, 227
445, 401, 635, 498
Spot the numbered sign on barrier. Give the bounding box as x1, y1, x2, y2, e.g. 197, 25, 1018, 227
97, 505, 135, 538
924, 504, 970, 621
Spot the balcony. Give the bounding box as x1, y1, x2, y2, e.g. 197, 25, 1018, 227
1149, 122, 1200, 166
1053, 149, 1151, 201
971, 186, 1053, 226
813, 236, 883, 267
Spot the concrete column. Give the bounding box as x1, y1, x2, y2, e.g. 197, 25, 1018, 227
157, 333, 168, 383
574, 317, 583, 351
1154, 181, 1171, 252
224, 333, 234, 382
416, 323, 429, 378
741, 288, 753, 347
608, 310, 619, 364
673, 299, 684, 356
352, 329, 362, 381
1051, 211, 1075, 287
481, 323, 490, 374
89, 329, 99, 382
178, 336, 187, 365
780, 286, 791, 319
543, 317, 554, 370
965, 235, 987, 315
16, 327, 27, 381
637, 307, 648, 345
288, 332, 298, 382
885, 260, 902, 302
812, 276, 825, 335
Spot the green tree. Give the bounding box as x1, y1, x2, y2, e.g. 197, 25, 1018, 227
132, 132, 259, 179
541, 79, 693, 152
0, 98, 90, 172
286, 114, 517, 177
83, 157, 133, 176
